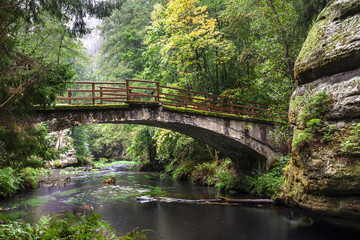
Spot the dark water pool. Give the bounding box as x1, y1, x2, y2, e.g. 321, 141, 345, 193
1, 167, 359, 240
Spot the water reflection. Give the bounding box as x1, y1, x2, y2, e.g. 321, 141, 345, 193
1, 169, 359, 240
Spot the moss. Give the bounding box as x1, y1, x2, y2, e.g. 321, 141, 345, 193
163, 105, 269, 122
37, 104, 130, 111
125, 100, 160, 106
295, 0, 360, 83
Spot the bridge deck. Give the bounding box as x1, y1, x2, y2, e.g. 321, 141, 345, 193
56, 79, 288, 123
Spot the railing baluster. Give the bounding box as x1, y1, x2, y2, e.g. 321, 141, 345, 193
92, 83, 95, 105
184, 90, 187, 108
126, 79, 131, 100
68, 91, 72, 105
251, 103, 255, 118
155, 81, 160, 102
208, 95, 212, 112
100, 87, 103, 105
56, 80, 288, 123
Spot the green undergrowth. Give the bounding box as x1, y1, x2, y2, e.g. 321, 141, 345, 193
342, 123, 360, 157
0, 212, 147, 240
166, 158, 242, 191
0, 167, 50, 198
293, 91, 333, 149
165, 156, 290, 199
242, 156, 290, 199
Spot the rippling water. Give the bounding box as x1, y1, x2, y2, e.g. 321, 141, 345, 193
1, 166, 359, 240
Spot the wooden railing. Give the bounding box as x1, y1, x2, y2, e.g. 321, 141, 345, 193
56, 79, 288, 122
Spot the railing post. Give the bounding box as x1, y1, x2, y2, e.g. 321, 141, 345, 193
100, 87, 103, 105
251, 103, 255, 118
230, 99, 234, 114
126, 79, 131, 100
155, 81, 160, 102
184, 90, 187, 108
68, 91, 72, 105
270, 108, 273, 122
208, 95, 212, 112
92, 83, 96, 105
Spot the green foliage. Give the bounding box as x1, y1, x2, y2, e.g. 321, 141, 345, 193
190, 162, 217, 184
0, 167, 21, 197
298, 91, 332, 125
212, 160, 241, 191
86, 124, 129, 160
0, 167, 49, 198
172, 161, 197, 181
243, 156, 290, 199
268, 123, 293, 154
321, 124, 337, 143
0, 123, 60, 169
306, 118, 324, 134
99, 0, 157, 80
0, 212, 147, 240
342, 124, 360, 157
292, 130, 313, 149
71, 127, 93, 166
294, 91, 333, 149
126, 126, 157, 163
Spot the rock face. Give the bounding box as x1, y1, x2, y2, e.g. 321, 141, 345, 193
47, 129, 78, 168
286, 0, 360, 230
294, 0, 360, 84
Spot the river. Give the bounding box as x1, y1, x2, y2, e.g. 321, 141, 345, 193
0, 166, 359, 240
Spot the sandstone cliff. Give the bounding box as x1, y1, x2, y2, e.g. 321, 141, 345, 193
285, 0, 360, 230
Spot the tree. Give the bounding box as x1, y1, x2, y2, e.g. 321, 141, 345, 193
99, 0, 158, 81
143, 0, 236, 94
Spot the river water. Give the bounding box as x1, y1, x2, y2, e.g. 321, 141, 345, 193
1, 166, 359, 240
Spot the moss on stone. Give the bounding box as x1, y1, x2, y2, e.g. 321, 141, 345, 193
162, 105, 254, 121
37, 104, 130, 111
295, 0, 360, 84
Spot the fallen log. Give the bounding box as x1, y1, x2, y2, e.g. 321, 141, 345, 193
136, 196, 276, 205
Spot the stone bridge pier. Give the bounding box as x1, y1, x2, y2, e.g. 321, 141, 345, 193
34, 103, 282, 174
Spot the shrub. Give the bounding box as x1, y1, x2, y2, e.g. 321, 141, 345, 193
243, 156, 290, 199
342, 123, 360, 157
294, 91, 333, 149
0, 167, 21, 197
172, 161, 196, 180
0, 212, 147, 239
298, 91, 332, 125
190, 162, 217, 184
268, 123, 293, 154
19, 167, 49, 189
292, 130, 313, 149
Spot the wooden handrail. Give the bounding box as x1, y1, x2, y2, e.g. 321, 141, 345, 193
56, 80, 288, 123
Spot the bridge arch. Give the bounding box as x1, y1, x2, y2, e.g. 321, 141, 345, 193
34, 103, 282, 174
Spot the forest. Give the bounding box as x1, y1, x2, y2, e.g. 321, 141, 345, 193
1, 0, 344, 239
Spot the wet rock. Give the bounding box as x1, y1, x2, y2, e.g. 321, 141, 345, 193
103, 177, 117, 184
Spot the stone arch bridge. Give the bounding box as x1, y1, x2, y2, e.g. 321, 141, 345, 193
34, 102, 284, 174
